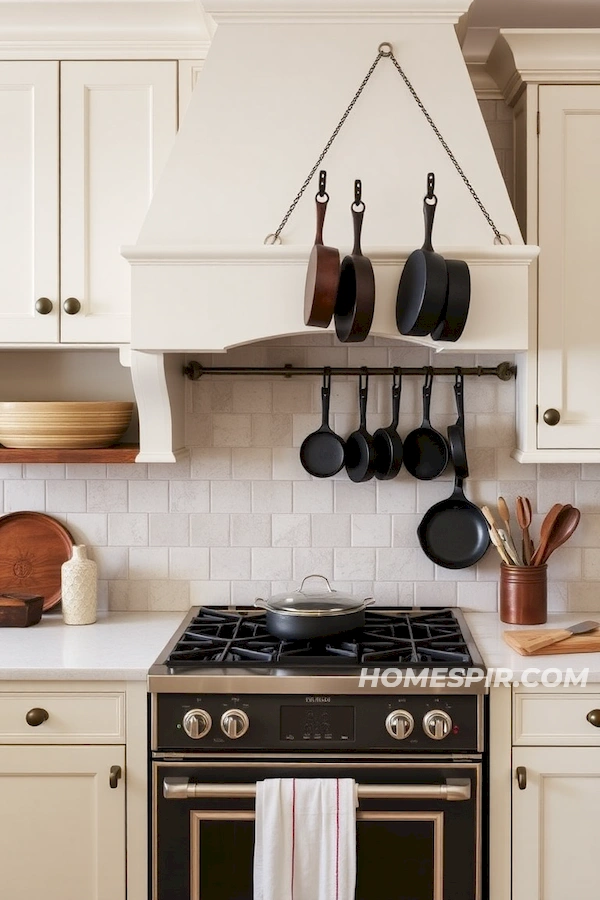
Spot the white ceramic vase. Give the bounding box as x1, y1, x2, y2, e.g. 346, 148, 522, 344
61, 545, 97, 625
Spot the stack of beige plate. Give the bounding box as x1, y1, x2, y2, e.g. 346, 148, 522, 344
0, 401, 134, 449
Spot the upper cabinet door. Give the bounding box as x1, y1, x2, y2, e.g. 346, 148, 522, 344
60, 61, 177, 344
0, 62, 59, 342
537, 85, 600, 449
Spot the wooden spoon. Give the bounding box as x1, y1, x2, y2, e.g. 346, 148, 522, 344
530, 503, 570, 567
515, 495, 534, 565
497, 496, 523, 566
535, 506, 581, 566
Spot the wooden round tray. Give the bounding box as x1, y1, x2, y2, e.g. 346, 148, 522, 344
0, 512, 74, 610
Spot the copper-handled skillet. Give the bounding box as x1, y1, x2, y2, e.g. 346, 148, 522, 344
334, 180, 375, 343
304, 171, 340, 328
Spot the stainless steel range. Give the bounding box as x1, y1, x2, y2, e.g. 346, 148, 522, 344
150, 606, 487, 900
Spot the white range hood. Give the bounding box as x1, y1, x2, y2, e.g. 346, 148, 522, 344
123, 0, 538, 355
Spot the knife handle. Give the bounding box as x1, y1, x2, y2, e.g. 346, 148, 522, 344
517, 629, 574, 655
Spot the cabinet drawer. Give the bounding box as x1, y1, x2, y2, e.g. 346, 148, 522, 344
513, 692, 600, 745
0, 692, 125, 743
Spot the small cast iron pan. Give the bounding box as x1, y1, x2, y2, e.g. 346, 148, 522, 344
304, 171, 340, 328
417, 471, 490, 569
402, 368, 449, 480
396, 173, 448, 337
334, 180, 375, 343
431, 258, 471, 342
373, 368, 403, 480
344, 371, 376, 483
447, 369, 468, 478
299, 369, 345, 478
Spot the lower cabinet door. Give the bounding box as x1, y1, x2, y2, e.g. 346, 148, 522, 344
513, 746, 600, 900
0, 744, 125, 900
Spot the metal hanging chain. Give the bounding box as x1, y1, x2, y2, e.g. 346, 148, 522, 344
265, 42, 505, 246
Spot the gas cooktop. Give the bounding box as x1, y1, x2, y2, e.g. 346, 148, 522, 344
163, 606, 476, 667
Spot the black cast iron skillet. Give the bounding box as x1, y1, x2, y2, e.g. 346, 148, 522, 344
373, 368, 403, 480
417, 471, 490, 569
396, 173, 448, 337
334, 180, 375, 343
300, 369, 345, 478
431, 258, 471, 342
402, 368, 449, 480
304, 171, 340, 329
344, 371, 376, 483
447, 369, 468, 478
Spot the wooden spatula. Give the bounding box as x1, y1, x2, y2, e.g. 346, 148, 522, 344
506, 620, 600, 655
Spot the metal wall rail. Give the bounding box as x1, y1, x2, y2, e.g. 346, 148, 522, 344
183, 361, 516, 381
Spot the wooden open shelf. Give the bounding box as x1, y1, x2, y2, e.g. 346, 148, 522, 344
0, 444, 139, 464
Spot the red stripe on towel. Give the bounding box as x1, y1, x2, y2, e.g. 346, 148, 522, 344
291, 778, 296, 900
335, 779, 340, 900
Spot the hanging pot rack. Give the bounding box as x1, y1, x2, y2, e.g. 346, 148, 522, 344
183, 361, 516, 381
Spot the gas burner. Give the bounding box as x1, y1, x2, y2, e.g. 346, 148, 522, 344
164, 607, 473, 668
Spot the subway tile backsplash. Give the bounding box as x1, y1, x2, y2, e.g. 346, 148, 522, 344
2, 100, 599, 614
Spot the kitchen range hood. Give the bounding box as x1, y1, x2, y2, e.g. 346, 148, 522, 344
123, 0, 538, 359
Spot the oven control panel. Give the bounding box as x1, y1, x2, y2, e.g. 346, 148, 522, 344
154, 693, 482, 753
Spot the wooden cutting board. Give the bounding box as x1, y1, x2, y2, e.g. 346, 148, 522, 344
0, 512, 73, 611
504, 628, 600, 656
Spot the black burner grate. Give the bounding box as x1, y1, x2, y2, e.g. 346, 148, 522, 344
164, 607, 473, 668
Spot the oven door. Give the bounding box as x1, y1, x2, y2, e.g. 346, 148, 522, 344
153, 758, 481, 900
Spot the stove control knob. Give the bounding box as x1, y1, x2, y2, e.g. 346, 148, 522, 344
385, 710, 414, 740
182, 709, 212, 740
221, 709, 249, 740
423, 710, 452, 741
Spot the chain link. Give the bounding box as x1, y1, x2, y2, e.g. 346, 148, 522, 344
266, 45, 505, 245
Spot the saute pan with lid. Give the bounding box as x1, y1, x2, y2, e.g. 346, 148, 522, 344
334, 180, 375, 343
396, 173, 448, 337
254, 575, 374, 640
304, 171, 340, 329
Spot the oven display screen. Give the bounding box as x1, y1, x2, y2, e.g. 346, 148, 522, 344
280, 705, 355, 742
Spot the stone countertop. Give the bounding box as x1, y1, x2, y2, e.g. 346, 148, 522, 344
465, 612, 600, 683
0, 610, 185, 681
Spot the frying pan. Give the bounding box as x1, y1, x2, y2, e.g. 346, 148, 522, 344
344, 371, 376, 483
431, 258, 471, 342
447, 369, 468, 478
373, 369, 403, 480
417, 472, 490, 569
334, 180, 375, 343
299, 369, 345, 478
402, 368, 449, 480
304, 171, 340, 328
396, 173, 448, 337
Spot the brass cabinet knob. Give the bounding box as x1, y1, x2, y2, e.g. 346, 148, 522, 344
26, 707, 49, 727
109, 765, 122, 789
63, 297, 81, 315
35, 297, 53, 315
587, 709, 600, 728
543, 408, 561, 426
516, 766, 527, 790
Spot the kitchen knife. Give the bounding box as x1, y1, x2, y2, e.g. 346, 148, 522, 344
515, 621, 600, 655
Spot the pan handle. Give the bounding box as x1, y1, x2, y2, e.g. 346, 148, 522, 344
254, 598, 268, 609
453, 368, 465, 425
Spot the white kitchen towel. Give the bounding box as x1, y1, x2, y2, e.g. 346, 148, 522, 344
254, 778, 357, 900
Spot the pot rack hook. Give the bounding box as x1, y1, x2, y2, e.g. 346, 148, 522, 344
426, 172, 435, 201
378, 42, 393, 57
318, 170, 327, 198
354, 178, 363, 208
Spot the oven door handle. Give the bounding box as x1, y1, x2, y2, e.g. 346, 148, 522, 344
163, 777, 471, 802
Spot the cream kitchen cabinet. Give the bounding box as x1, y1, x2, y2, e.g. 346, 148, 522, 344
489, 31, 600, 461
0, 60, 177, 345
511, 686, 600, 900
0, 744, 126, 900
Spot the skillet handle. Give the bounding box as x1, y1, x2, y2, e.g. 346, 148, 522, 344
351, 179, 365, 255
422, 173, 437, 253
453, 368, 465, 425
422, 368, 433, 427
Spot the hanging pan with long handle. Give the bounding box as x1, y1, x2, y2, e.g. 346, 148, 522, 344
396, 173, 448, 337
402, 368, 449, 480
447, 368, 468, 478
334, 180, 375, 343
417, 429, 489, 569
304, 171, 340, 328
430, 256, 471, 342
344, 370, 376, 483
299, 369, 345, 478
373, 368, 403, 480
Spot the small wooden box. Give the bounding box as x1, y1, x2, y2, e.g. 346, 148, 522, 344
0, 593, 44, 627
